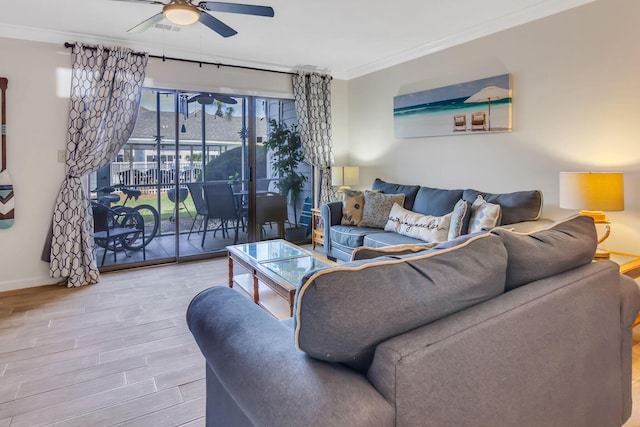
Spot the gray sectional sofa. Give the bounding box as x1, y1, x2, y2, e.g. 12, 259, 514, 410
322, 178, 548, 261
187, 215, 640, 427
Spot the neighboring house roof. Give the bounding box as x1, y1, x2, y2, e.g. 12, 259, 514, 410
131, 107, 268, 145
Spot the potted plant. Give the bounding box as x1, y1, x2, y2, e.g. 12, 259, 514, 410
263, 119, 308, 241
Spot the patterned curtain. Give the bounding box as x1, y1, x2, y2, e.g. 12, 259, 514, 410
48, 43, 148, 287
292, 72, 334, 205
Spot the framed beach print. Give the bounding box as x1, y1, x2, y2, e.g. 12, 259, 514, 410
393, 74, 512, 138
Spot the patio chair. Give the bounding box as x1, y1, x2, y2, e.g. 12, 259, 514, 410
186, 182, 207, 239
471, 112, 487, 131
453, 114, 467, 131
92, 203, 146, 266
256, 192, 288, 239
201, 183, 242, 246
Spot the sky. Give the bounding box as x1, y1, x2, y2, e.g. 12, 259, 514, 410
394, 74, 511, 109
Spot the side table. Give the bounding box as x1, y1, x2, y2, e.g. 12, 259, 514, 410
608, 251, 640, 279
607, 251, 640, 327
311, 208, 324, 249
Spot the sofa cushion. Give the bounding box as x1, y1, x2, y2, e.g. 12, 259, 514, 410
490, 214, 597, 291
468, 195, 502, 233
384, 203, 451, 243
294, 233, 507, 370
341, 190, 364, 226
448, 199, 472, 240
330, 225, 384, 249
362, 231, 426, 248
412, 186, 464, 217
463, 189, 542, 225
359, 191, 406, 229
371, 178, 419, 210
351, 242, 437, 261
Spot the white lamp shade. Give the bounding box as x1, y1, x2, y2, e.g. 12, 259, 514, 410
343, 166, 360, 186
559, 172, 624, 211
331, 166, 344, 186
331, 166, 360, 187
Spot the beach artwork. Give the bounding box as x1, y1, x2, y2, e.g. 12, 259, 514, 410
394, 74, 512, 138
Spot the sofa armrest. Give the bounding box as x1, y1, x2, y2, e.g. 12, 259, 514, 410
367, 261, 630, 427
321, 202, 343, 258
619, 274, 640, 328
619, 274, 640, 421
187, 287, 394, 427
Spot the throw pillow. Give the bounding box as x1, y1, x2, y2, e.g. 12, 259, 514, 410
358, 191, 405, 229
384, 203, 451, 243
490, 214, 597, 291
294, 233, 508, 370
341, 190, 364, 226
448, 199, 472, 240
468, 195, 502, 233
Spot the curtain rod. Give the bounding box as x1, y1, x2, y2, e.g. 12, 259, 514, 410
63, 42, 295, 76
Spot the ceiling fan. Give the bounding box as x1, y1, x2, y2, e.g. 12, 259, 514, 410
180, 93, 236, 120
112, 0, 274, 37
187, 93, 237, 105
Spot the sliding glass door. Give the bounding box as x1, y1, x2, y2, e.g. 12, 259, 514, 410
89, 88, 312, 269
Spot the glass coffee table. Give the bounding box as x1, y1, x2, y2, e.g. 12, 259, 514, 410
227, 239, 334, 317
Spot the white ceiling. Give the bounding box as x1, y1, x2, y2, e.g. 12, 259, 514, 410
0, 0, 593, 80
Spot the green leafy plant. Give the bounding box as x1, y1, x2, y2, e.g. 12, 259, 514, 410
263, 119, 307, 227
227, 171, 240, 185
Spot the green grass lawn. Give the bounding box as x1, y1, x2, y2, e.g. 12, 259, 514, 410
116, 193, 196, 221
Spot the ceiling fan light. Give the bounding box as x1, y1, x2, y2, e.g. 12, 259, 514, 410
163, 4, 200, 26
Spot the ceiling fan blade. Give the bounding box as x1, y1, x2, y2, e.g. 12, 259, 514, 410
212, 94, 238, 105
200, 2, 274, 17
199, 13, 237, 37
187, 93, 238, 105
127, 12, 164, 33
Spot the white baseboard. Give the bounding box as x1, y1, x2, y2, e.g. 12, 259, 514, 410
0, 276, 60, 293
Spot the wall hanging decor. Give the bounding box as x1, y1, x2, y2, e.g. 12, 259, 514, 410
0, 77, 14, 229
394, 73, 512, 138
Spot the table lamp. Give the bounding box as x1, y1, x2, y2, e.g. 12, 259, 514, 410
559, 172, 624, 259
331, 166, 360, 193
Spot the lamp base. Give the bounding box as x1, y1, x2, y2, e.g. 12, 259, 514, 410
337, 186, 352, 193
578, 210, 607, 223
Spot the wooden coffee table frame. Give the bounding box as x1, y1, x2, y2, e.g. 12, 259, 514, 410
227, 240, 332, 316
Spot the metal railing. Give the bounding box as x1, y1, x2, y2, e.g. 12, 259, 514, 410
110, 162, 203, 192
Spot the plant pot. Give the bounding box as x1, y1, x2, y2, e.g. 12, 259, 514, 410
285, 226, 307, 242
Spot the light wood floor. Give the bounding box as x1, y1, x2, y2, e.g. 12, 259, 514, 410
2, 257, 640, 427
0, 258, 232, 427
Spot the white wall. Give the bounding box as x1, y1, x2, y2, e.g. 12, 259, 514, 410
0, 38, 69, 292
0, 38, 295, 292
329, 78, 349, 165
342, 0, 640, 253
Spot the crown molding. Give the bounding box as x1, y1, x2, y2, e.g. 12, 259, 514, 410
342, 0, 595, 80
0, 23, 299, 75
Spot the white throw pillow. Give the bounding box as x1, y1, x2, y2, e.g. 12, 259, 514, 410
448, 199, 472, 240
384, 203, 451, 243
468, 195, 502, 233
